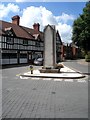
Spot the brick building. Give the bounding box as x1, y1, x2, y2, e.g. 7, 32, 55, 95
61, 42, 79, 60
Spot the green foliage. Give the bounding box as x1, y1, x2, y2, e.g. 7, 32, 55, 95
85, 51, 90, 62
79, 50, 86, 58
72, 2, 90, 52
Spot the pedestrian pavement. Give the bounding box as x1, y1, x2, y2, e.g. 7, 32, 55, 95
21, 65, 86, 79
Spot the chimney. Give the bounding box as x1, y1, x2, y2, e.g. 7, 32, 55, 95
12, 15, 20, 25
33, 23, 40, 31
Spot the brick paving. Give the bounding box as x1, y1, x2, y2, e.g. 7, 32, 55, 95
2, 75, 88, 118
2, 65, 88, 119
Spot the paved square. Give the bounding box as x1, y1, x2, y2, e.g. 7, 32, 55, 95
2, 67, 88, 118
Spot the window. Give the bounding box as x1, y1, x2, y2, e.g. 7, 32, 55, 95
5, 27, 15, 37
32, 41, 35, 45
17, 44, 19, 49
23, 40, 28, 45
6, 37, 14, 44
28, 46, 32, 50
5, 30, 14, 37
14, 38, 18, 44
19, 39, 23, 44
4, 37, 6, 42
14, 44, 18, 49
40, 42, 43, 47
2, 53, 17, 59
35, 41, 40, 47
28, 40, 32, 45
20, 54, 27, 58
5, 27, 16, 45
17, 39, 20, 44
2, 42, 4, 48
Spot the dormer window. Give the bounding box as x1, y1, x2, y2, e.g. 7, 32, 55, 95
6, 30, 13, 36
5, 27, 15, 36
5, 27, 14, 44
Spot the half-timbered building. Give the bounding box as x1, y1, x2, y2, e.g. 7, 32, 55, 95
0, 15, 62, 65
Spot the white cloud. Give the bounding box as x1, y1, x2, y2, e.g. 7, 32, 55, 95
0, 3, 74, 43
0, 3, 20, 19
56, 23, 72, 43
20, 6, 57, 30
56, 12, 75, 23
20, 6, 75, 43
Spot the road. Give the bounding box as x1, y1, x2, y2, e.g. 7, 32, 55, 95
63, 59, 90, 74
63, 60, 90, 119
2, 64, 88, 119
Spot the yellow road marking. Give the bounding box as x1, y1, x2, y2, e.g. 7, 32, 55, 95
16, 74, 21, 76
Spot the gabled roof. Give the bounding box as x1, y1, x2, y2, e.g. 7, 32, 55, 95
0, 20, 43, 40
0, 20, 62, 43
44, 24, 55, 32
56, 30, 62, 45
21, 26, 43, 41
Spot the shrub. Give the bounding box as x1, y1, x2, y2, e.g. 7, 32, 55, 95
80, 50, 86, 58
85, 51, 90, 62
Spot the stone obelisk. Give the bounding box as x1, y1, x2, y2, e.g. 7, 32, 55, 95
43, 25, 56, 68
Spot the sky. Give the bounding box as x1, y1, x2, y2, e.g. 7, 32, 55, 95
0, 2, 86, 43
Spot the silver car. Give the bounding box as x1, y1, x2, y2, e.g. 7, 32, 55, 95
34, 58, 43, 65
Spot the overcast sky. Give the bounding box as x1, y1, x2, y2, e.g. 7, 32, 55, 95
0, 2, 86, 43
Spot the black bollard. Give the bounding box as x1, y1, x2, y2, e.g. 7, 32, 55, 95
30, 65, 33, 74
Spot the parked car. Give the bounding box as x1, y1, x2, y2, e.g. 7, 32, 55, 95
34, 58, 44, 66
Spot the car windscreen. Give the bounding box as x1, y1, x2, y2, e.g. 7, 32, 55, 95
37, 58, 43, 61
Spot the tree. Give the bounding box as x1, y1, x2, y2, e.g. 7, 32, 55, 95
72, 2, 90, 52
